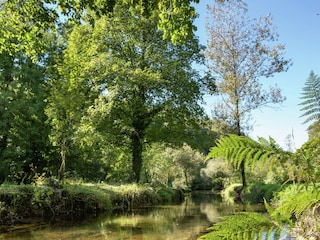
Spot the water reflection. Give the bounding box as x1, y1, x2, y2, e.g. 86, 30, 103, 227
0, 192, 259, 240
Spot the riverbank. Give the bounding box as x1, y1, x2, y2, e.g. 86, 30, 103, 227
0, 180, 184, 225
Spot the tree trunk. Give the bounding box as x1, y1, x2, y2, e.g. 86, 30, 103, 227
130, 85, 147, 183
240, 160, 246, 188
58, 139, 66, 182
131, 133, 143, 183
235, 98, 246, 188
184, 170, 189, 187
0, 134, 8, 156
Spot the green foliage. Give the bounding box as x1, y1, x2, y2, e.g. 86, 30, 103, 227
199, 212, 278, 240
0, 0, 57, 60
157, 0, 198, 44
0, 182, 114, 222
244, 182, 283, 204
0, 184, 35, 224
4, 0, 201, 46
63, 183, 112, 212
154, 186, 183, 204
201, 70, 320, 239
202, 135, 320, 239
200, 158, 238, 191
168, 144, 206, 189
287, 137, 320, 183
32, 186, 54, 209
206, 134, 289, 172
0, 48, 53, 183
52, 0, 205, 182
187, 119, 219, 154
143, 143, 174, 185
0, 0, 207, 185
84, 183, 182, 210
267, 184, 320, 226
143, 143, 206, 189
299, 71, 320, 127
0, 0, 60, 184
299, 71, 320, 139
53, 0, 199, 44
221, 183, 242, 204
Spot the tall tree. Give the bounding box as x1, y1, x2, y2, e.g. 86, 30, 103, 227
0, 53, 52, 183
299, 71, 320, 140
205, 0, 291, 187
52, 1, 205, 182
0, 0, 55, 183
45, 22, 101, 181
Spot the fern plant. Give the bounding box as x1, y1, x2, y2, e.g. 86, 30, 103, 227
200, 72, 320, 239
199, 212, 280, 240
300, 71, 320, 138
289, 137, 320, 183
206, 134, 290, 172
266, 184, 320, 224
300, 71, 320, 125
202, 134, 320, 240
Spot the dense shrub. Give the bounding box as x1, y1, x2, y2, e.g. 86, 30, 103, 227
244, 182, 283, 204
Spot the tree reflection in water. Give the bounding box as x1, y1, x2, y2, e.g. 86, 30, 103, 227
0, 192, 264, 240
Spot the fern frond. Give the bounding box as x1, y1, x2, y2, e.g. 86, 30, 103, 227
299, 71, 320, 124
267, 185, 320, 226
198, 212, 276, 240
206, 134, 288, 170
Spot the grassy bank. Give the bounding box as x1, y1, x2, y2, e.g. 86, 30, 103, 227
0, 180, 184, 225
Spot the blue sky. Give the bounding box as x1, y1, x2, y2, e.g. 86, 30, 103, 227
194, 0, 320, 150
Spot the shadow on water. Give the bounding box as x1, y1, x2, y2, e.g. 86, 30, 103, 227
0, 191, 265, 240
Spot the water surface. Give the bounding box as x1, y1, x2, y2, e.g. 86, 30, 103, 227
0, 192, 263, 240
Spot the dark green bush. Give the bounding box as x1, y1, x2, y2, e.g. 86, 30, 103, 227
244, 182, 283, 204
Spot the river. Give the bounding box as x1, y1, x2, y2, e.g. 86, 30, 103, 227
0, 192, 266, 240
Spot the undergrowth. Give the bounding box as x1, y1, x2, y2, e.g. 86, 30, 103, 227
0, 181, 183, 224
244, 182, 284, 204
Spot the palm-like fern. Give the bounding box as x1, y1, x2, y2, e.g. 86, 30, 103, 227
199, 212, 280, 240
199, 187, 320, 240
200, 75, 320, 239
202, 134, 320, 239
300, 71, 320, 126
266, 184, 320, 225
206, 134, 289, 171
